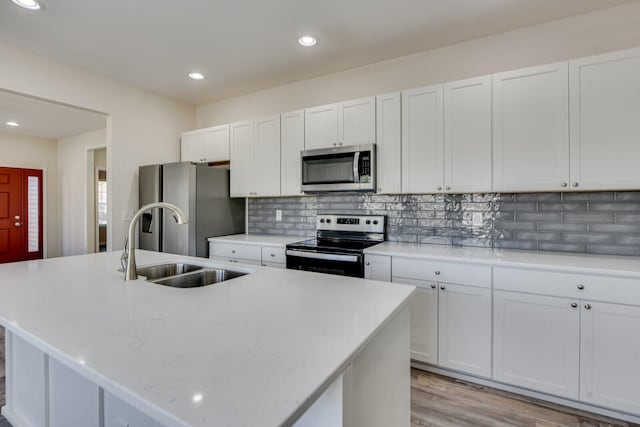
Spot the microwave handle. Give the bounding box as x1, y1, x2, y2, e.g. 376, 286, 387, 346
353, 151, 360, 182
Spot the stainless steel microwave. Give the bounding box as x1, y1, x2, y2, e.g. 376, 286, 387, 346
301, 144, 376, 192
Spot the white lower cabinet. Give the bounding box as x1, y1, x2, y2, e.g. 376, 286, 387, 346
580, 301, 640, 414
438, 283, 491, 377
391, 257, 492, 377
493, 290, 580, 399
209, 241, 286, 268
364, 254, 391, 282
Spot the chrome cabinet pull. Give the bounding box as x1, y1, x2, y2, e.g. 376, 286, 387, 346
577, 284, 585, 290
435, 270, 441, 276
365, 261, 370, 266
561, 182, 568, 188
573, 182, 579, 188
445, 186, 451, 191
584, 304, 592, 310
437, 186, 442, 191
430, 284, 436, 289
571, 303, 578, 308
440, 285, 446, 291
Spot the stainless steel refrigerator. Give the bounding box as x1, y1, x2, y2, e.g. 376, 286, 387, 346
138, 162, 245, 257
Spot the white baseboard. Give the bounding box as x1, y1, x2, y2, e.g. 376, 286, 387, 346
412, 361, 640, 425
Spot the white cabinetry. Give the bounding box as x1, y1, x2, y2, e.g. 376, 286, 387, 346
492, 62, 569, 192
230, 116, 281, 197
305, 97, 375, 150
569, 48, 640, 191
375, 92, 402, 194
364, 254, 391, 282
444, 76, 492, 193
210, 241, 286, 268
181, 124, 230, 163
281, 110, 305, 196
493, 290, 580, 399
580, 301, 640, 414
401, 85, 444, 193
392, 257, 492, 377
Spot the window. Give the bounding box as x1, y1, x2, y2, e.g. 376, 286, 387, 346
27, 175, 40, 252
97, 170, 107, 226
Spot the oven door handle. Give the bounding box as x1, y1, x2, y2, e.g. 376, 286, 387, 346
353, 151, 360, 182
286, 250, 360, 263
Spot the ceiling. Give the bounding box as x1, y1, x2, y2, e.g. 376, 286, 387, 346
0, 90, 106, 139
0, 0, 634, 105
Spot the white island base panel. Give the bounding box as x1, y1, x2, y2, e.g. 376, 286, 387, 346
2, 305, 410, 427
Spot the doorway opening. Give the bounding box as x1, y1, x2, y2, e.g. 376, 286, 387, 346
96, 167, 107, 252
87, 147, 107, 253
0, 167, 43, 264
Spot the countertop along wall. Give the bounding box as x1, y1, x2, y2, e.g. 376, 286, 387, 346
196, 2, 640, 127
0, 42, 196, 251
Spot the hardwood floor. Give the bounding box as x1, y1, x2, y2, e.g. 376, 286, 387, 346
0, 331, 634, 427
412, 368, 638, 427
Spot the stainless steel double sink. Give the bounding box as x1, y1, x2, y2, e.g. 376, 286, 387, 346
135, 263, 248, 288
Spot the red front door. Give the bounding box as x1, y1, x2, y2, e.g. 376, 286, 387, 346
0, 167, 43, 263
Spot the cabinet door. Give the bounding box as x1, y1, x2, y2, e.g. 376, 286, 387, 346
580, 301, 640, 414
230, 120, 255, 197
393, 277, 438, 365
570, 48, 640, 191
181, 131, 206, 162
305, 103, 340, 149
401, 85, 444, 193
340, 96, 376, 146
438, 283, 491, 377
493, 290, 580, 399
444, 76, 492, 193
203, 124, 230, 163
281, 110, 305, 196
375, 92, 402, 194
255, 115, 281, 197
493, 62, 569, 192
364, 254, 391, 282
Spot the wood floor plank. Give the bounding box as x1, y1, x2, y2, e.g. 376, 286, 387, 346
411, 368, 638, 427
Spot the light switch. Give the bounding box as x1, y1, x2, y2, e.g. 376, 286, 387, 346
275, 210, 282, 222
472, 212, 484, 227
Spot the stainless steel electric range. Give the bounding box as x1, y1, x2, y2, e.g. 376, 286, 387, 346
286, 214, 385, 278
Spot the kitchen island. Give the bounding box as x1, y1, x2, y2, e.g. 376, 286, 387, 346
0, 251, 413, 427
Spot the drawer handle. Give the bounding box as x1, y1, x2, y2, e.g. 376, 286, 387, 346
440, 285, 446, 291
577, 284, 584, 290
435, 270, 441, 276
232, 250, 236, 254
571, 303, 578, 308
430, 284, 436, 289
270, 253, 276, 257
584, 304, 592, 310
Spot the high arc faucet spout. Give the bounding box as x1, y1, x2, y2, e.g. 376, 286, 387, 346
124, 202, 188, 281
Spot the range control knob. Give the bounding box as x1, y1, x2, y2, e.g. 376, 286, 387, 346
372, 220, 379, 225
326, 219, 331, 224
320, 219, 325, 223
365, 220, 371, 225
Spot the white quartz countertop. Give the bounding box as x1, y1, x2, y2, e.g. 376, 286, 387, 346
365, 242, 640, 278
207, 234, 305, 247
0, 251, 413, 427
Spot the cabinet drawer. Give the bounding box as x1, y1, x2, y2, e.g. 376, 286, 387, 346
494, 267, 640, 305
262, 261, 285, 269
261, 247, 286, 264
210, 242, 261, 262
392, 257, 491, 288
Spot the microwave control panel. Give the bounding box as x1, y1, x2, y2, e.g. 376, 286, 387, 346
359, 152, 371, 183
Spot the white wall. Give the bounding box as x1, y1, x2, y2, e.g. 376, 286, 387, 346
57, 129, 106, 256
0, 132, 59, 258
0, 43, 196, 251
197, 2, 640, 126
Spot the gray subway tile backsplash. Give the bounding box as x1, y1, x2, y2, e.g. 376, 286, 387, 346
248, 192, 640, 257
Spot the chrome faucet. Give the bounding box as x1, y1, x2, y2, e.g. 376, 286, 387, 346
123, 202, 188, 281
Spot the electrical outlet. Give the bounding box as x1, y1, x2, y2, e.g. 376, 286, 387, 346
276, 210, 282, 222
472, 212, 484, 227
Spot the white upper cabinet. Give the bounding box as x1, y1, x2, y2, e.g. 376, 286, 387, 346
230, 120, 255, 197
569, 48, 640, 191
181, 131, 206, 162
401, 85, 444, 193
305, 97, 376, 150
181, 124, 230, 163
255, 115, 281, 197
375, 92, 402, 194
281, 110, 305, 196
230, 116, 281, 197
493, 62, 569, 192
444, 76, 492, 193
580, 301, 640, 414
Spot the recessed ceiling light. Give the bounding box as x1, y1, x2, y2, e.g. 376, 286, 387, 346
192, 393, 203, 403
188, 72, 205, 80
298, 35, 317, 47
5, 121, 20, 127
11, 0, 41, 10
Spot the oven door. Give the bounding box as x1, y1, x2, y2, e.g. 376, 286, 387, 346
286, 250, 364, 278
301, 144, 375, 192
